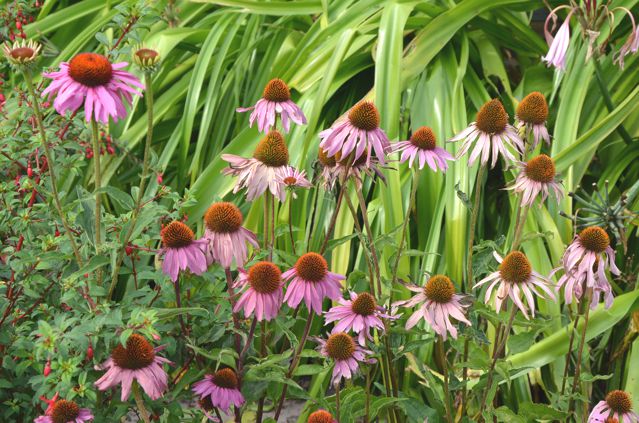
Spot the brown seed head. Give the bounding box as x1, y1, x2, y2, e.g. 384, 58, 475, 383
161, 221, 194, 248
212, 368, 239, 389
325, 332, 356, 361
248, 261, 281, 294
253, 130, 289, 167
516, 92, 548, 125
579, 226, 610, 254
499, 251, 532, 284
111, 334, 156, 370
351, 292, 377, 316
68, 53, 113, 87
348, 101, 380, 131
262, 78, 291, 102
605, 390, 633, 414
205, 202, 243, 233
525, 154, 556, 183
410, 126, 437, 150
475, 99, 509, 134
51, 400, 80, 423
424, 275, 455, 303
295, 252, 328, 282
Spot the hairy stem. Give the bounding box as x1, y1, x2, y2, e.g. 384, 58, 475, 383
438, 336, 453, 423
22, 70, 84, 267
132, 381, 151, 423
569, 290, 592, 416
90, 118, 103, 286
288, 197, 297, 255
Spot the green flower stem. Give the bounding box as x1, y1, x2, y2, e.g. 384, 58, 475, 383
108, 71, 155, 300
288, 196, 297, 255
438, 336, 453, 423
511, 194, 529, 251
90, 117, 103, 285
560, 306, 581, 395
22, 70, 84, 268
569, 289, 593, 416
132, 381, 151, 423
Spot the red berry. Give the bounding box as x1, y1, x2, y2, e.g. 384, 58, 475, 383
15, 21, 22, 30
125, 245, 134, 256
107, 146, 115, 155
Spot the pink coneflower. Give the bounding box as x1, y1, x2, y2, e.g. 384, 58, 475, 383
277, 165, 312, 199
556, 226, 620, 309
507, 154, 563, 206
474, 251, 556, 319
515, 92, 550, 149
308, 410, 337, 423
42, 53, 143, 124
394, 275, 471, 340
318, 332, 374, 384
192, 368, 245, 415
392, 126, 454, 172
615, 21, 639, 69
233, 261, 284, 321
158, 221, 208, 282
319, 101, 390, 166
324, 292, 397, 345
450, 99, 523, 168
222, 130, 289, 202
283, 252, 344, 314
236, 78, 306, 133
542, 10, 573, 70
34, 399, 93, 423
95, 334, 171, 401
317, 147, 386, 190
589, 390, 639, 422
203, 202, 258, 269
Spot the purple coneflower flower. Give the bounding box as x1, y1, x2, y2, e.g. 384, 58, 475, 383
542, 10, 573, 70
202, 202, 258, 269
34, 399, 93, 423
392, 126, 454, 172
507, 154, 563, 206
308, 410, 337, 423
283, 252, 344, 314
319, 101, 390, 166
324, 292, 396, 345
318, 332, 374, 384
95, 334, 171, 401
394, 275, 471, 340
317, 147, 385, 190
555, 226, 619, 309
222, 130, 289, 202
277, 165, 312, 199
159, 221, 208, 282
42, 53, 143, 123
2, 39, 41, 66
236, 78, 306, 133
474, 251, 555, 319
192, 368, 245, 415
515, 92, 550, 149
589, 390, 639, 422
450, 99, 523, 168
233, 261, 284, 321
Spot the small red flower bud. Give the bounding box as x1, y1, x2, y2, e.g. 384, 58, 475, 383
86, 344, 94, 361
16, 21, 22, 30
125, 245, 134, 256
107, 146, 115, 155
55, 228, 61, 237
27, 163, 33, 178
83, 273, 89, 278
43, 359, 51, 377
156, 173, 163, 184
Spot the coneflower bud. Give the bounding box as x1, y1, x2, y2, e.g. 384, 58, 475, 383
133, 47, 160, 71
2, 39, 41, 67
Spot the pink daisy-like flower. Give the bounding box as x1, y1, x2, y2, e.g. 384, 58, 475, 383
589, 390, 639, 422
192, 368, 245, 415
158, 221, 208, 282
474, 251, 556, 319
392, 126, 454, 172
450, 99, 524, 168
515, 92, 550, 149
283, 252, 344, 314
318, 332, 374, 384
317, 147, 386, 190
615, 23, 639, 69
319, 101, 390, 166
202, 202, 258, 269
222, 130, 289, 202
233, 261, 284, 321
542, 9, 573, 70
236, 78, 306, 133
507, 154, 563, 206
94, 334, 171, 401
308, 410, 337, 423
324, 292, 397, 346
555, 226, 620, 309
394, 275, 471, 340
42, 53, 143, 124
277, 165, 312, 199
34, 399, 93, 423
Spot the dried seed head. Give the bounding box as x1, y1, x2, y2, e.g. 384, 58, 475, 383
516, 92, 548, 125
212, 368, 239, 389
262, 78, 291, 102
525, 154, 556, 183
205, 202, 243, 233
410, 126, 437, 150
424, 275, 455, 303
308, 410, 334, 423
68, 53, 113, 87
51, 400, 80, 423
248, 261, 281, 294
111, 334, 156, 370
295, 252, 328, 282
499, 251, 532, 284
253, 130, 289, 167
579, 226, 610, 254
325, 332, 356, 361
161, 221, 194, 248
605, 390, 633, 414
351, 292, 377, 316
318, 148, 337, 168
475, 99, 509, 134
348, 101, 380, 131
